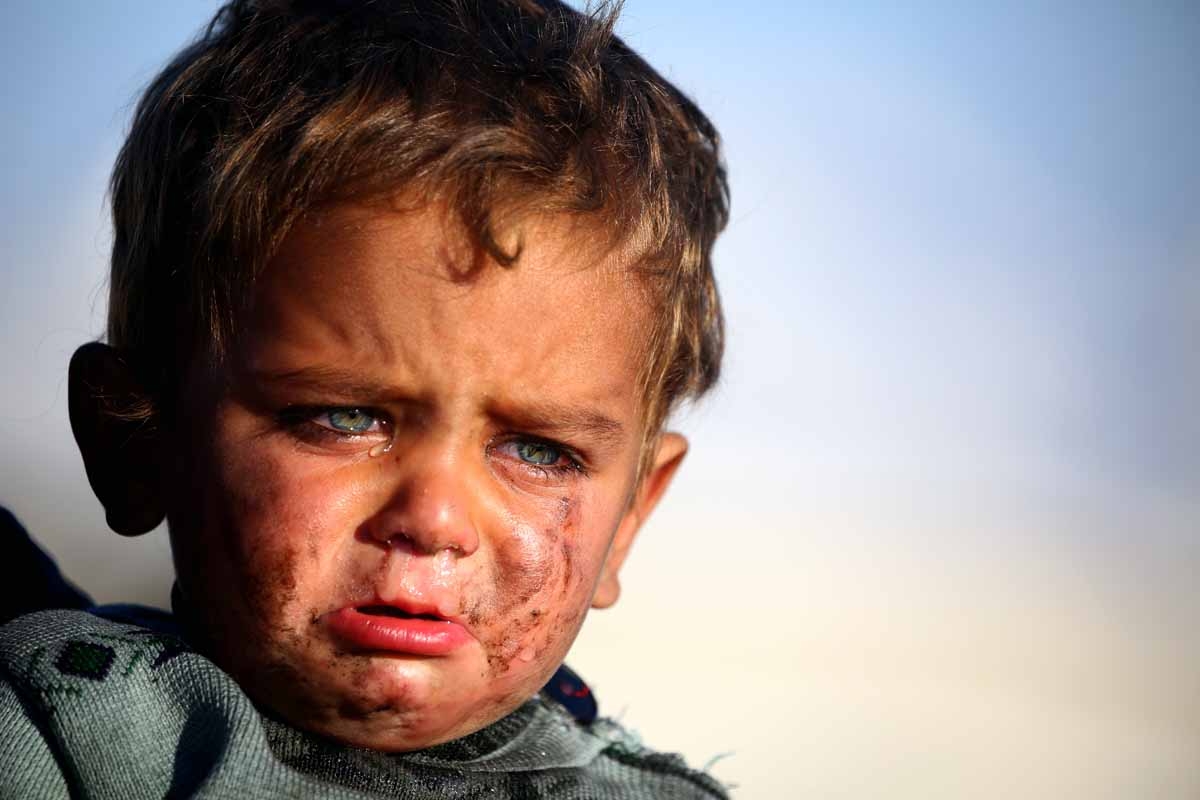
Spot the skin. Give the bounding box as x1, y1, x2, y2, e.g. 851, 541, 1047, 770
70, 201, 687, 751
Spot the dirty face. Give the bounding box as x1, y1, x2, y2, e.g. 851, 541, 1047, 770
164, 202, 677, 750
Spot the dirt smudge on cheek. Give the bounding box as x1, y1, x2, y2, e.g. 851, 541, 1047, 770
331, 655, 415, 721
485, 610, 542, 675
491, 517, 557, 615
559, 539, 575, 597
481, 589, 548, 676
473, 505, 572, 676
556, 494, 583, 597
551, 491, 598, 645
239, 537, 302, 636
475, 492, 600, 677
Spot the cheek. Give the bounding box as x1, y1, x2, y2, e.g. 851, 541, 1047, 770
468, 486, 618, 674
554, 493, 588, 599
545, 491, 612, 632
183, 422, 361, 626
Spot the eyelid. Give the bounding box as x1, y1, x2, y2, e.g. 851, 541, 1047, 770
312, 407, 385, 434
278, 405, 391, 439
492, 435, 588, 475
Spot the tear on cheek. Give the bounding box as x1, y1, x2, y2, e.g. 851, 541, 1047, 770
481, 599, 557, 677
433, 548, 457, 591
474, 503, 588, 676
485, 616, 544, 676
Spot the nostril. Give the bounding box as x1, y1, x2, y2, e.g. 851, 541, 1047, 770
358, 493, 479, 556
386, 532, 416, 553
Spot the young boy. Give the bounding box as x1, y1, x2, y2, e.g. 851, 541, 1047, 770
0, 0, 729, 797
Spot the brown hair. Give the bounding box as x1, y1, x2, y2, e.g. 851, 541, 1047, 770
108, 0, 728, 476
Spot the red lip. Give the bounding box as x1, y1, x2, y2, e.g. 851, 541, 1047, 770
325, 604, 472, 656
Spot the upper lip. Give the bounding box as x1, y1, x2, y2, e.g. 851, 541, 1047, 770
350, 595, 464, 626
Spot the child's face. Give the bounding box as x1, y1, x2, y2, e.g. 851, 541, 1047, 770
162, 202, 683, 750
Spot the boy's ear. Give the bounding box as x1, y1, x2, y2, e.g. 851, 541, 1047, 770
68, 342, 166, 536
591, 432, 688, 610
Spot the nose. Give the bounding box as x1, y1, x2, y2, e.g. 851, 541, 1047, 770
362, 452, 481, 558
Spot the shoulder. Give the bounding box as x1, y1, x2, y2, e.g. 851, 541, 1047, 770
0, 609, 264, 800
0, 607, 250, 733
0, 606, 229, 739
529, 666, 730, 799
399, 691, 731, 799
576, 716, 732, 800
0, 607, 199, 698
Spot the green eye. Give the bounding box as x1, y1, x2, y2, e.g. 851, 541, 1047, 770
515, 441, 560, 466
325, 409, 376, 433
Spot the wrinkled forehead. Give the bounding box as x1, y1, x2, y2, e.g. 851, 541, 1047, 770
231, 201, 654, 425
254, 200, 652, 335
293, 198, 645, 288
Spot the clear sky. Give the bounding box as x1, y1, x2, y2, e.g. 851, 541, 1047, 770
2, 3, 1199, 797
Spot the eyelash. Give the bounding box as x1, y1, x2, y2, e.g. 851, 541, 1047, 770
276, 406, 391, 445
275, 406, 587, 478
491, 437, 587, 480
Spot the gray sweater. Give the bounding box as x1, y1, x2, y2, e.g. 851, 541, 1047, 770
0, 610, 728, 799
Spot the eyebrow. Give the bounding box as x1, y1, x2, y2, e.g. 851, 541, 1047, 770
488, 401, 627, 449
246, 364, 627, 447
246, 364, 405, 402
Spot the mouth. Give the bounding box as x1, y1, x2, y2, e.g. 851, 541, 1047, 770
357, 604, 445, 622
324, 603, 472, 656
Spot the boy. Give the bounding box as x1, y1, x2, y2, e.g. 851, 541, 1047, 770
0, 0, 729, 797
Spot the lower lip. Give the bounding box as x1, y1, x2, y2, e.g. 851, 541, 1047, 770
325, 607, 472, 656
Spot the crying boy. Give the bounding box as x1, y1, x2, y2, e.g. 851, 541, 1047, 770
0, 1, 729, 797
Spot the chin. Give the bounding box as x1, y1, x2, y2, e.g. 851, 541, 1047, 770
298, 688, 512, 752
248, 653, 520, 751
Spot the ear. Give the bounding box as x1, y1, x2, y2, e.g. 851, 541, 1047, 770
68, 342, 166, 536
591, 432, 688, 610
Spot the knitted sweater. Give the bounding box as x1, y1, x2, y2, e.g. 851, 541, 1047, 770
0, 609, 728, 799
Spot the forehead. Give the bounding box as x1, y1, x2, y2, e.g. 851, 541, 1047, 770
242, 203, 651, 421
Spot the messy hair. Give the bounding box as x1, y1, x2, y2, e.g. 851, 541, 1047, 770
108, 0, 728, 476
